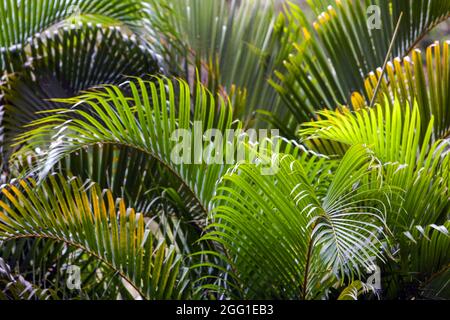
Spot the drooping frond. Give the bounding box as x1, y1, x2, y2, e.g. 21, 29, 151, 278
0, 0, 145, 71
1, 23, 161, 162
15, 77, 235, 219
0, 174, 191, 299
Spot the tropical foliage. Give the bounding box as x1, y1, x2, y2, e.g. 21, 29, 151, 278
0, 0, 449, 300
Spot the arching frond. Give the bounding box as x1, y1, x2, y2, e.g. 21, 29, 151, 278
272, 0, 450, 133
0, 174, 191, 299
15, 77, 235, 219
300, 100, 450, 229
1, 23, 161, 163
0, 0, 145, 71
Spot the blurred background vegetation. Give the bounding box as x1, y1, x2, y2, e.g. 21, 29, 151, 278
276, 0, 450, 47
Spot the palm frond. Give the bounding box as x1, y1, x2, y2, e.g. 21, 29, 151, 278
364, 41, 450, 142
15, 77, 235, 219
385, 221, 450, 299
0, 0, 145, 71
145, 0, 301, 123
272, 0, 450, 134
0, 257, 57, 300
337, 280, 378, 300
200, 145, 388, 299
1, 23, 161, 164
0, 174, 191, 299
300, 100, 450, 229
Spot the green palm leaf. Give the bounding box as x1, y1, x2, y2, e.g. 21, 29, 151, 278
383, 221, 450, 299
0, 174, 191, 299
15, 77, 235, 219
300, 100, 450, 229
272, 0, 450, 134
1, 23, 161, 164
0, 0, 144, 71
200, 145, 388, 299
364, 41, 450, 142
337, 280, 377, 300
